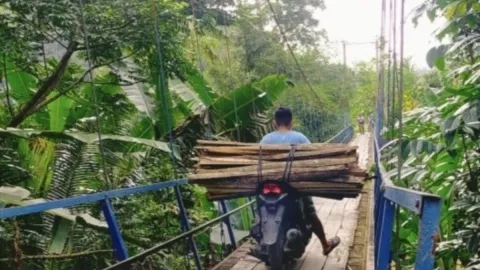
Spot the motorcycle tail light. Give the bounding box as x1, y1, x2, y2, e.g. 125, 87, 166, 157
262, 183, 282, 195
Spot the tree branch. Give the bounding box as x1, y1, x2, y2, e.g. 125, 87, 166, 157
7, 41, 79, 127
30, 50, 140, 114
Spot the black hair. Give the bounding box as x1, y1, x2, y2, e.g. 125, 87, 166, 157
274, 107, 293, 126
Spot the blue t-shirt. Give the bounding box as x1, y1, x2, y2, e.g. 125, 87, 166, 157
260, 130, 310, 145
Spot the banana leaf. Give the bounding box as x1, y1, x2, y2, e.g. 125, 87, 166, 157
0, 128, 179, 158
0, 186, 107, 230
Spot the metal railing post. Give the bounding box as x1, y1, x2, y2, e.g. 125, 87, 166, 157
414, 197, 441, 269
247, 197, 256, 217
174, 186, 203, 270
220, 200, 237, 249
102, 198, 129, 261
377, 200, 394, 270
374, 194, 384, 263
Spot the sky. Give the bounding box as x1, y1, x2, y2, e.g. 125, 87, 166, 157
314, 0, 445, 70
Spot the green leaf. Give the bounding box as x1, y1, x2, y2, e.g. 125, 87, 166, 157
435, 56, 445, 71
169, 77, 207, 116
426, 45, 448, 68
447, 33, 480, 54
48, 218, 72, 254
47, 94, 74, 131
184, 68, 218, 106
434, 161, 456, 173
0, 128, 179, 158
1, 59, 38, 103
412, 170, 429, 183
0, 186, 31, 203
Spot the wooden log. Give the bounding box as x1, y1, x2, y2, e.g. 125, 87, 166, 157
195, 150, 356, 167
198, 180, 364, 190
189, 165, 349, 181
195, 144, 357, 155
192, 140, 366, 201
197, 140, 351, 149
257, 148, 357, 161
198, 156, 277, 166
206, 188, 362, 194
206, 191, 362, 201
193, 157, 357, 175
197, 140, 255, 146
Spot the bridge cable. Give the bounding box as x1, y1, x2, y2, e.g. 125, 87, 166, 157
149, 0, 202, 268
391, 0, 398, 139
217, 0, 243, 258
2, 54, 14, 116
264, 0, 354, 141
188, 1, 214, 140
221, 0, 242, 142
264, 0, 323, 105
77, 0, 111, 187
77, 0, 196, 267
386, 0, 393, 135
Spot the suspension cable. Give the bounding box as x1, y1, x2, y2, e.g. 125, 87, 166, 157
2, 54, 14, 116
397, 0, 405, 189
149, 0, 202, 268
386, 0, 393, 134
391, 0, 397, 136
220, 0, 242, 142
188, 1, 213, 139
264, 0, 322, 104
78, 0, 111, 186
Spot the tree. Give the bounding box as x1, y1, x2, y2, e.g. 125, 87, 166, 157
0, 0, 189, 128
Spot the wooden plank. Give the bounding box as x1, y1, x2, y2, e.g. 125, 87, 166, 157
202, 181, 363, 190
321, 136, 366, 270
230, 255, 261, 270
196, 143, 357, 153
196, 147, 357, 162
191, 160, 355, 179
293, 199, 336, 270
252, 262, 269, 270
322, 203, 358, 269
298, 199, 348, 270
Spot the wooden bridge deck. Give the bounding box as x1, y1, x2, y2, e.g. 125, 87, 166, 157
212, 133, 371, 270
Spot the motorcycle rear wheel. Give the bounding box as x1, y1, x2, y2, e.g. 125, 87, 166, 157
268, 233, 287, 270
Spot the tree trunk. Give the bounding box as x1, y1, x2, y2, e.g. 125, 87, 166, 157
7, 42, 79, 128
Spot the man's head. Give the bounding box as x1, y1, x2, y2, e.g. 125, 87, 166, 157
274, 107, 293, 130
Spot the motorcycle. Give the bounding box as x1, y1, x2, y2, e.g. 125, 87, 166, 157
249, 180, 312, 270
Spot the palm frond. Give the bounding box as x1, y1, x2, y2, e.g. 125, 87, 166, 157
0, 143, 31, 186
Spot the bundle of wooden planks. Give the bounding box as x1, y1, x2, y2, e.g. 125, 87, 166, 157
188, 140, 367, 201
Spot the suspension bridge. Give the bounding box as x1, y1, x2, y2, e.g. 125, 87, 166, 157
0, 124, 441, 270
0, 0, 443, 268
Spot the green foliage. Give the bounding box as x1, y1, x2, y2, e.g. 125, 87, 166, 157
384, 1, 480, 268
0, 0, 371, 268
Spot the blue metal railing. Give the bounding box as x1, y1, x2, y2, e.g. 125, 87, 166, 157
0, 179, 235, 270
326, 125, 354, 144
372, 127, 442, 269
0, 126, 356, 270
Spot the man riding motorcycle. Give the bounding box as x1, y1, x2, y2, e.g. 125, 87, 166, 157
258, 107, 341, 256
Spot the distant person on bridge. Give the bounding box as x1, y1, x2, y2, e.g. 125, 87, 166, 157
259, 107, 341, 256
357, 114, 365, 134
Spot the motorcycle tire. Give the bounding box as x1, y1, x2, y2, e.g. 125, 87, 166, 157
268, 231, 287, 270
